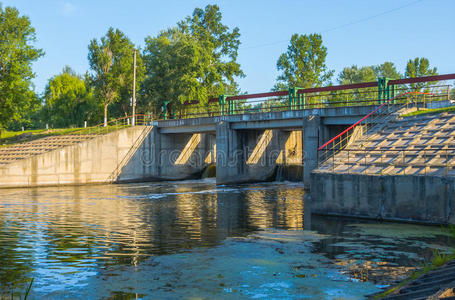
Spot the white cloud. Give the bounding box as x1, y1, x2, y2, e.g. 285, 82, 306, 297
62, 2, 76, 16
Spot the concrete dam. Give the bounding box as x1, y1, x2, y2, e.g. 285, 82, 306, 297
1, 74, 454, 225
0, 105, 376, 188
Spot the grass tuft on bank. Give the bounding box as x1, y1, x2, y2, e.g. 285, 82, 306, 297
401, 105, 455, 117
374, 225, 455, 299
0, 125, 128, 147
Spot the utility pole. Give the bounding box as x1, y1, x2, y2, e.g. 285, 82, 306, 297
132, 49, 137, 126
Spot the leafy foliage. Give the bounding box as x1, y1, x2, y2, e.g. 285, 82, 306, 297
275, 33, 334, 90
338, 65, 376, 85
338, 62, 401, 85
374, 62, 401, 79
0, 5, 44, 129
405, 57, 438, 89
141, 4, 243, 116
88, 28, 144, 125
336, 62, 401, 103
42, 67, 98, 128
405, 57, 437, 78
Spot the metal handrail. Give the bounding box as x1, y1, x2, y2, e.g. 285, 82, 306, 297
316, 91, 439, 166
322, 148, 455, 176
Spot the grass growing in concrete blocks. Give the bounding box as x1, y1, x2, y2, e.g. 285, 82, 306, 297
401, 105, 455, 117
0, 125, 128, 147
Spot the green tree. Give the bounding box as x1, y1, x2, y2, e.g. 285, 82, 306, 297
338, 62, 400, 85
42, 67, 98, 128
374, 61, 401, 79
88, 28, 144, 126
336, 65, 376, 103
337, 62, 401, 103
275, 33, 334, 90
405, 57, 438, 90
142, 4, 243, 116
0, 5, 44, 129
338, 65, 376, 85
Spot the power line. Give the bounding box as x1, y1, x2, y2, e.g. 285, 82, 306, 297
320, 0, 424, 33
240, 0, 425, 50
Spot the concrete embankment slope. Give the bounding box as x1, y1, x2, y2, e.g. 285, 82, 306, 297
0, 126, 148, 188
311, 111, 455, 224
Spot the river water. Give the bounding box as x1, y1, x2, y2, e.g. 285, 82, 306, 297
0, 180, 453, 299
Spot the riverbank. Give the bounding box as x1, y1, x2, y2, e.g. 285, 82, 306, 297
372, 226, 455, 299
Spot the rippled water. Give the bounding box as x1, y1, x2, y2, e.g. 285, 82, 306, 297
0, 180, 453, 299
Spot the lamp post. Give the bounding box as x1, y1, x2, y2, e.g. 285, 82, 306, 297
132, 49, 137, 126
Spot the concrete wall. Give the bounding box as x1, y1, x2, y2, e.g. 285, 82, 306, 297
0, 112, 347, 187
118, 127, 216, 182
0, 126, 146, 188
310, 172, 455, 224
216, 121, 303, 184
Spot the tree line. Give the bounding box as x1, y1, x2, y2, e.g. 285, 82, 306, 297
0, 4, 444, 130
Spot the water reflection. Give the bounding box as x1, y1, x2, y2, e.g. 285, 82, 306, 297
0, 181, 307, 292
0, 181, 453, 298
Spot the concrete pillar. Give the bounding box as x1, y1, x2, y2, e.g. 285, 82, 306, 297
303, 115, 320, 189
216, 121, 242, 184
149, 126, 161, 178
319, 122, 330, 147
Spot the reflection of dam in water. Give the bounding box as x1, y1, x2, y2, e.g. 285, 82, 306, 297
0, 181, 453, 298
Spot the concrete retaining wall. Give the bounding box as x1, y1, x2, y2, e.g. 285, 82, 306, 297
310, 172, 455, 224
0, 127, 146, 188
119, 128, 216, 182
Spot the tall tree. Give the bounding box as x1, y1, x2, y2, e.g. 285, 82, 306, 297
0, 5, 44, 129
142, 4, 243, 115
405, 57, 437, 78
42, 67, 97, 128
338, 62, 401, 85
336, 65, 376, 102
88, 28, 144, 126
405, 57, 438, 90
275, 33, 334, 90
338, 65, 376, 85
374, 61, 401, 79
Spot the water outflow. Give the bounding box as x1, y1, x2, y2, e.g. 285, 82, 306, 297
276, 165, 284, 181
275, 164, 303, 182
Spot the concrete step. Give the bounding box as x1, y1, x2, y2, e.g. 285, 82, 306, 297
0, 134, 97, 165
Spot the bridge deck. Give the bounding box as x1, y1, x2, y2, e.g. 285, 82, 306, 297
155, 104, 386, 133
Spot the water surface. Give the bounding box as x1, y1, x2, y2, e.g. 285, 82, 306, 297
0, 180, 453, 299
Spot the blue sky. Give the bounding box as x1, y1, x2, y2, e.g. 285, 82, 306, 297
3, 0, 455, 95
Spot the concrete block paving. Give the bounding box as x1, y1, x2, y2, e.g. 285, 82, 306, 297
318, 111, 455, 176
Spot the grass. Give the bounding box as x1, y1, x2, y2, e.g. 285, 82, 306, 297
374, 225, 455, 299
401, 105, 455, 117
0, 125, 128, 147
